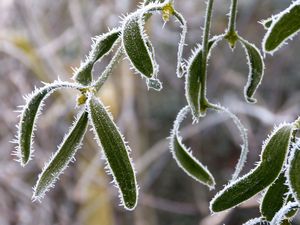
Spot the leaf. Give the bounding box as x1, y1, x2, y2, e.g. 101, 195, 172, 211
88, 96, 137, 210
242, 218, 266, 225
14, 81, 83, 166
89, 28, 121, 63
73, 29, 121, 85
32, 111, 88, 200
169, 106, 215, 189
185, 36, 222, 118
122, 12, 157, 79
263, 1, 300, 54
260, 173, 289, 221
210, 124, 293, 212
270, 202, 299, 225
239, 38, 264, 103
287, 138, 300, 204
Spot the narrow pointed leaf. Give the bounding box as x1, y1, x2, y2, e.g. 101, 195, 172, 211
288, 138, 300, 204
33, 111, 88, 200
263, 1, 300, 53
210, 124, 293, 212
170, 106, 215, 188
73, 29, 121, 85
185, 36, 222, 118
122, 12, 157, 78
88, 96, 137, 210
239, 38, 264, 103
16, 82, 82, 166
260, 173, 289, 221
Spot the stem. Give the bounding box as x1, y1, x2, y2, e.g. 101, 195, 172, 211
225, 0, 239, 48
93, 47, 124, 92
200, 0, 215, 115
228, 0, 238, 34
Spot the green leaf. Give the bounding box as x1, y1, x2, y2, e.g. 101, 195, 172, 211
242, 218, 266, 225
280, 219, 292, 225
33, 111, 88, 200
15, 81, 82, 166
260, 173, 289, 221
270, 202, 299, 225
239, 38, 264, 103
263, 1, 300, 54
122, 12, 157, 79
88, 96, 137, 210
73, 29, 121, 85
185, 36, 222, 118
288, 138, 300, 204
210, 124, 293, 212
169, 106, 215, 189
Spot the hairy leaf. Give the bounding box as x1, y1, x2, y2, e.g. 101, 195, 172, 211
185, 36, 222, 118
122, 12, 157, 78
288, 138, 300, 204
263, 1, 300, 54
210, 124, 293, 212
33, 111, 88, 200
88, 96, 137, 210
270, 202, 299, 225
239, 38, 264, 103
169, 106, 215, 189
260, 173, 289, 221
15, 81, 82, 166
73, 29, 121, 85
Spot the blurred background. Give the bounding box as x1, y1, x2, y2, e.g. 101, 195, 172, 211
1, 0, 300, 224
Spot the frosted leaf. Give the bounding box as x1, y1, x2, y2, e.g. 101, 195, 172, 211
263, 0, 300, 54
169, 106, 215, 189
239, 37, 264, 103
87, 96, 138, 210
210, 123, 293, 212
32, 111, 88, 201
15, 81, 83, 166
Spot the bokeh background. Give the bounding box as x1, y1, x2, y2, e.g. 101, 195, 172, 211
1, 0, 300, 224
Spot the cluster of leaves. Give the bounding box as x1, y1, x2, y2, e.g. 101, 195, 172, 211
13, 0, 300, 223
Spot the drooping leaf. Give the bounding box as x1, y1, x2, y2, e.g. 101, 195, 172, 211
288, 138, 300, 204
169, 106, 215, 189
73, 28, 121, 85
122, 12, 157, 79
210, 124, 293, 212
15, 81, 83, 166
239, 38, 264, 103
185, 36, 223, 118
263, 1, 300, 54
88, 96, 137, 210
33, 111, 88, 200
260, 173, 289, 221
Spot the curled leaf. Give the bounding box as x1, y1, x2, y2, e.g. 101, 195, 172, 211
73, 28, 121, 85
32, 111, 88, 200
287, 138, 300, 204
14, 81, 83, 166
260, 173, 289, 221
88, 96, 137, 210
185, 36, 223, 118
122, 11, 157, 79
263, 0, 300, 54
210, 124, 293, 212
169, 106, 215, 189
239, 37, 264, 103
